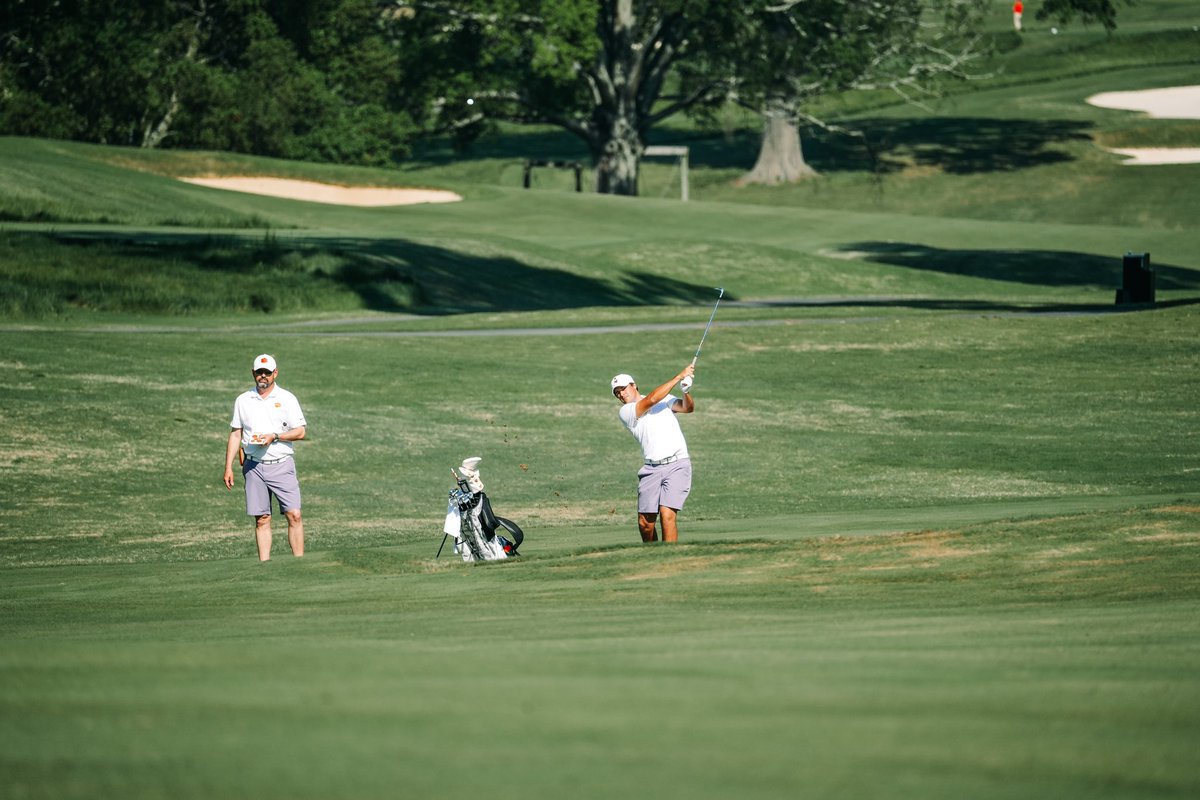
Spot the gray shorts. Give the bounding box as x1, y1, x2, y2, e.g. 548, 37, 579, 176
243, 458, 302, 517
637, 458, 692, 514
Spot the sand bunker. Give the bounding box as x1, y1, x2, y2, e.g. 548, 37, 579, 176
1086, 85, 1200, 166
1104, 147, 1200, 166
1086, 86, 1200, 119
180, 176, 462, 206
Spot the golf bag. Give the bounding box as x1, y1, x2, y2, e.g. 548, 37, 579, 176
440, 457, 524, 562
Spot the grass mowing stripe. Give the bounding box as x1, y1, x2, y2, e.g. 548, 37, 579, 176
2, 504, 1199, 799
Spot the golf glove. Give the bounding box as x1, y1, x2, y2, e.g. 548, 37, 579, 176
680, 376, 693, 393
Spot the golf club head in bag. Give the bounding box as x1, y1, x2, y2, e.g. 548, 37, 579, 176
440, 457, 524, 562
457, 456, 484, 492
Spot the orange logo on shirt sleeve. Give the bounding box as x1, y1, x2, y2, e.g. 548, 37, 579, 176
275, 403, 282, 408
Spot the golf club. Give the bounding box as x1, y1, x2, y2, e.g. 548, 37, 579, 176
680, 287, 723, 392
437, 468, 464, 557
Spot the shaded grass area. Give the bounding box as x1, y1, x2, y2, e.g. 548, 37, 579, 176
0, 231, 724, 317
653, 116, 1096, 175
0, 232, 415, 315
4, 212, 1199, 319
837, 241, 1200, 291
1, 505, 1198, 800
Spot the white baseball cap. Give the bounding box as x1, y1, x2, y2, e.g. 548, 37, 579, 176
610, 373, 635, 394
252, 354, 277, 372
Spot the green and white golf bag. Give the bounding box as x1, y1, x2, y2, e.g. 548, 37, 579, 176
441, 457, 523, 562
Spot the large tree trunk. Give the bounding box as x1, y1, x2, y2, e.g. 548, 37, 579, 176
588, 0, 644, 196
141, 0, 208, 150
739, 108, 818, 185
142, 90, 181, 149
592, 115, 641, 196
475, 0, 708, 197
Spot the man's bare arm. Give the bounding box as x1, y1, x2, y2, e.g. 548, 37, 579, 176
635, 364, 695, 417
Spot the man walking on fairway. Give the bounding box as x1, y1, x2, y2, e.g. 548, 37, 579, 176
223, 354, 307, 561
611, 363, 695, 543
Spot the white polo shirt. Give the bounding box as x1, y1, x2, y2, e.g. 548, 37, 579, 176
618, 396, 689, 463
231, 385, 306, 462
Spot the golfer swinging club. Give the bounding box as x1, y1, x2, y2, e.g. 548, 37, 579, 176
611, 362, 695, 543
223, 354, 307, 561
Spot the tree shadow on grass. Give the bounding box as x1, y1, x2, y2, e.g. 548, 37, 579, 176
625, 117, 1094, 175
307, 237, 719, 313
736, 296, 1200, 314
413, 129, 590, 165
43, 232, 721, 315
801, 117, 1095, 174
755, 241, 1200, 314
838, 242, 1200, 291
431, 116, 1096, 177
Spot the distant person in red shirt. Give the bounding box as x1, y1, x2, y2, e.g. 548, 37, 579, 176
1013, 1, 1023, 31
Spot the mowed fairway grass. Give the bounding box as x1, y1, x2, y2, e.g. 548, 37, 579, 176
3, 5, 1200, 796
3, 296, 1199, 799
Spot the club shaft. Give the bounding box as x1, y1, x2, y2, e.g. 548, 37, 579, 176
692, 288, 724, 363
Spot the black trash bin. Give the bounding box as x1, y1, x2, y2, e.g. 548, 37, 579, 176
1116, 252, 1155, 305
